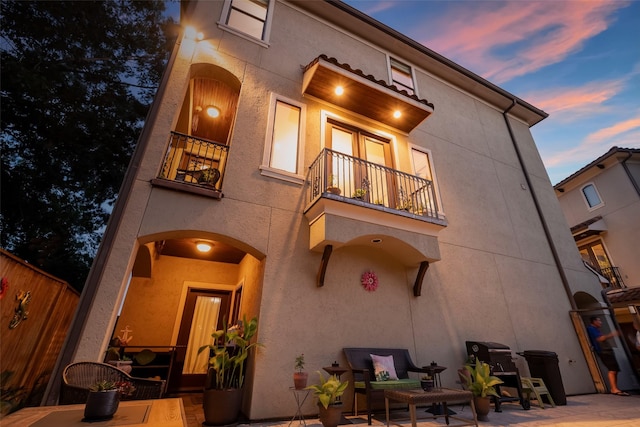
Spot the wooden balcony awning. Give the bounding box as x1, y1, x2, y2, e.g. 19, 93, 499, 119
571, 216, 606, 241
302, 55, 434, 133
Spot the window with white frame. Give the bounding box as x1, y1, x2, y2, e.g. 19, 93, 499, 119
389, 57, 415, 96
582, 183, 603, 209
410, 146, 443, 215
260, 94, 306, 184
220, 0, 273, 42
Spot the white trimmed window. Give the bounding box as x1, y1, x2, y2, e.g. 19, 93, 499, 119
219, 0, 274, 43
260, 94, 306, 184
389, 57, 416, 96
410, 146, 444, 214
582, 183, 603, 209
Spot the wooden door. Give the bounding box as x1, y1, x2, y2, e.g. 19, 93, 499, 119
169, 289, 231, 392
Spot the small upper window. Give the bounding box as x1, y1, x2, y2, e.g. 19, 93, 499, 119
260, 94, 306, 184
220, 0, 273, 42
389, 58, 415, 96
582, 183, 603, 209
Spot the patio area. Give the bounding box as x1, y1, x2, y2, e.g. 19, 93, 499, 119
178, 391, 640, 427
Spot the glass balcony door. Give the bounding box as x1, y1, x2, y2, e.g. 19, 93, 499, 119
326, 119, 394, 204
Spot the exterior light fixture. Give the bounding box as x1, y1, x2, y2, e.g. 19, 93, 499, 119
205, 105, 220, 118
335, 86, 344, 96
184, 26, 204, 41
393, 110, 402, 119
196, 242, 212, 252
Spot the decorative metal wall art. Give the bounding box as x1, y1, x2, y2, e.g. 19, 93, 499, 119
9, 290, 31, 329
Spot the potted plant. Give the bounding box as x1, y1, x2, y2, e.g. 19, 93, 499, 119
420, 374, 434, 392
397, 187, 412, 211
306, 372, 348, 427
293, 353, 308, 390
352, 188, 367, 200
197, 315, 261, 426
84, 380, 135, 421
198, 167, 220, 187
105, 346, 133, 374
326, 175, 341, 195
460, 360, 503, 421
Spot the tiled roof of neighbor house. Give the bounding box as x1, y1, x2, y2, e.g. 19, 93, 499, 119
570, 215, 603, 234
605, 286, 640, 304
304, 54, 435, 110
554, 146, 640, 189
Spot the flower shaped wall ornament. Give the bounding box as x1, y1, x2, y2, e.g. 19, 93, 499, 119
361, 271, 378, 292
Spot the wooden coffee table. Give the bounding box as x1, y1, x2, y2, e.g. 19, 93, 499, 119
384, 388, 478, 427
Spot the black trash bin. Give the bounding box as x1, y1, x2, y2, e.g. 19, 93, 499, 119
520, 350, 566, 405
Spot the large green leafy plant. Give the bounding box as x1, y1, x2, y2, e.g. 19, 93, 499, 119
198, 316, 261, 390
461, 361, 503, 398
306, 372, 348, 409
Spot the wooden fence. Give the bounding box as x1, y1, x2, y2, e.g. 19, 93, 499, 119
0, 249, 79, 416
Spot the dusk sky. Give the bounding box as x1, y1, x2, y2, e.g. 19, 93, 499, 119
342, 0, 640, 184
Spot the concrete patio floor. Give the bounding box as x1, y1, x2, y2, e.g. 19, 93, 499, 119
182, 392, 640, 427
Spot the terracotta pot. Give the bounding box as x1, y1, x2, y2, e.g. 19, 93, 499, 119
84, 390, 120, 420
203, 388, 243, 426
318, 403, 343, 427
293, 372, 308, 390
473, 396, 491, 421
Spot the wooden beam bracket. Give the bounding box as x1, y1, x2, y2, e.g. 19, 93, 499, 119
413, 261, 430, 296
316, 245, 333, 287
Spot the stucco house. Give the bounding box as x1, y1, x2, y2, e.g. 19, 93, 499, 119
554, 146, 640, 382
47, 0, 626, 419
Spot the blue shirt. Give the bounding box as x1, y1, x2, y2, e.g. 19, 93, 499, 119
587, 324, 603, 353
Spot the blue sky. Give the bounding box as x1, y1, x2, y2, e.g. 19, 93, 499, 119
343, 0, 640, 184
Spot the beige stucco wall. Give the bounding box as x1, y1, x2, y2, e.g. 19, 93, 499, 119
73, 0, 608, 420
115, 256, 241, 346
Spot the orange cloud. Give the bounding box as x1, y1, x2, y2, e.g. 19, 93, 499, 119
542, 115, 640, 167
355, 1, 396, 15
585, 117, 640, 144
524, 78, 625, 120
419, 1, 630, 83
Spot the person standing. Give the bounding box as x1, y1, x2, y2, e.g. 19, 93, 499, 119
587, 316, 629, 396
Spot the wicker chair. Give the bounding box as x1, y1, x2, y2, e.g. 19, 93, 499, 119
60, 361, 166, 404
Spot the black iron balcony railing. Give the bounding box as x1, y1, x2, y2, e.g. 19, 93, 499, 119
600, 266, 626, 289
307, 148, 442, 221
157, 132, 229, 190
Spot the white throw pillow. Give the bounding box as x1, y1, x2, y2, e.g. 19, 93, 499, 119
370, 354, 399, 381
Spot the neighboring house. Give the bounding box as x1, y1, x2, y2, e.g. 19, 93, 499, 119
554, 147, 640, 382
47, 0, 623, 418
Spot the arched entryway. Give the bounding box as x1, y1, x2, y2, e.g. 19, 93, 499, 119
109, 232, 265, 393
572, 291, 639, 393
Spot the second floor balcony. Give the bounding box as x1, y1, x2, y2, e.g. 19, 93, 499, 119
306, 148, 446, 224
304, 148, 447, 269
600, 266, 626, 289
151, 132, 228, 199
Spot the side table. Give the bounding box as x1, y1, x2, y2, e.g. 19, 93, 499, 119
289, 387, 311, 427
422, 364, 447, 389
422, 365, 456, 416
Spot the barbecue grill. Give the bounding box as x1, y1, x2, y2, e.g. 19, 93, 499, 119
465, 341, 530, 411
